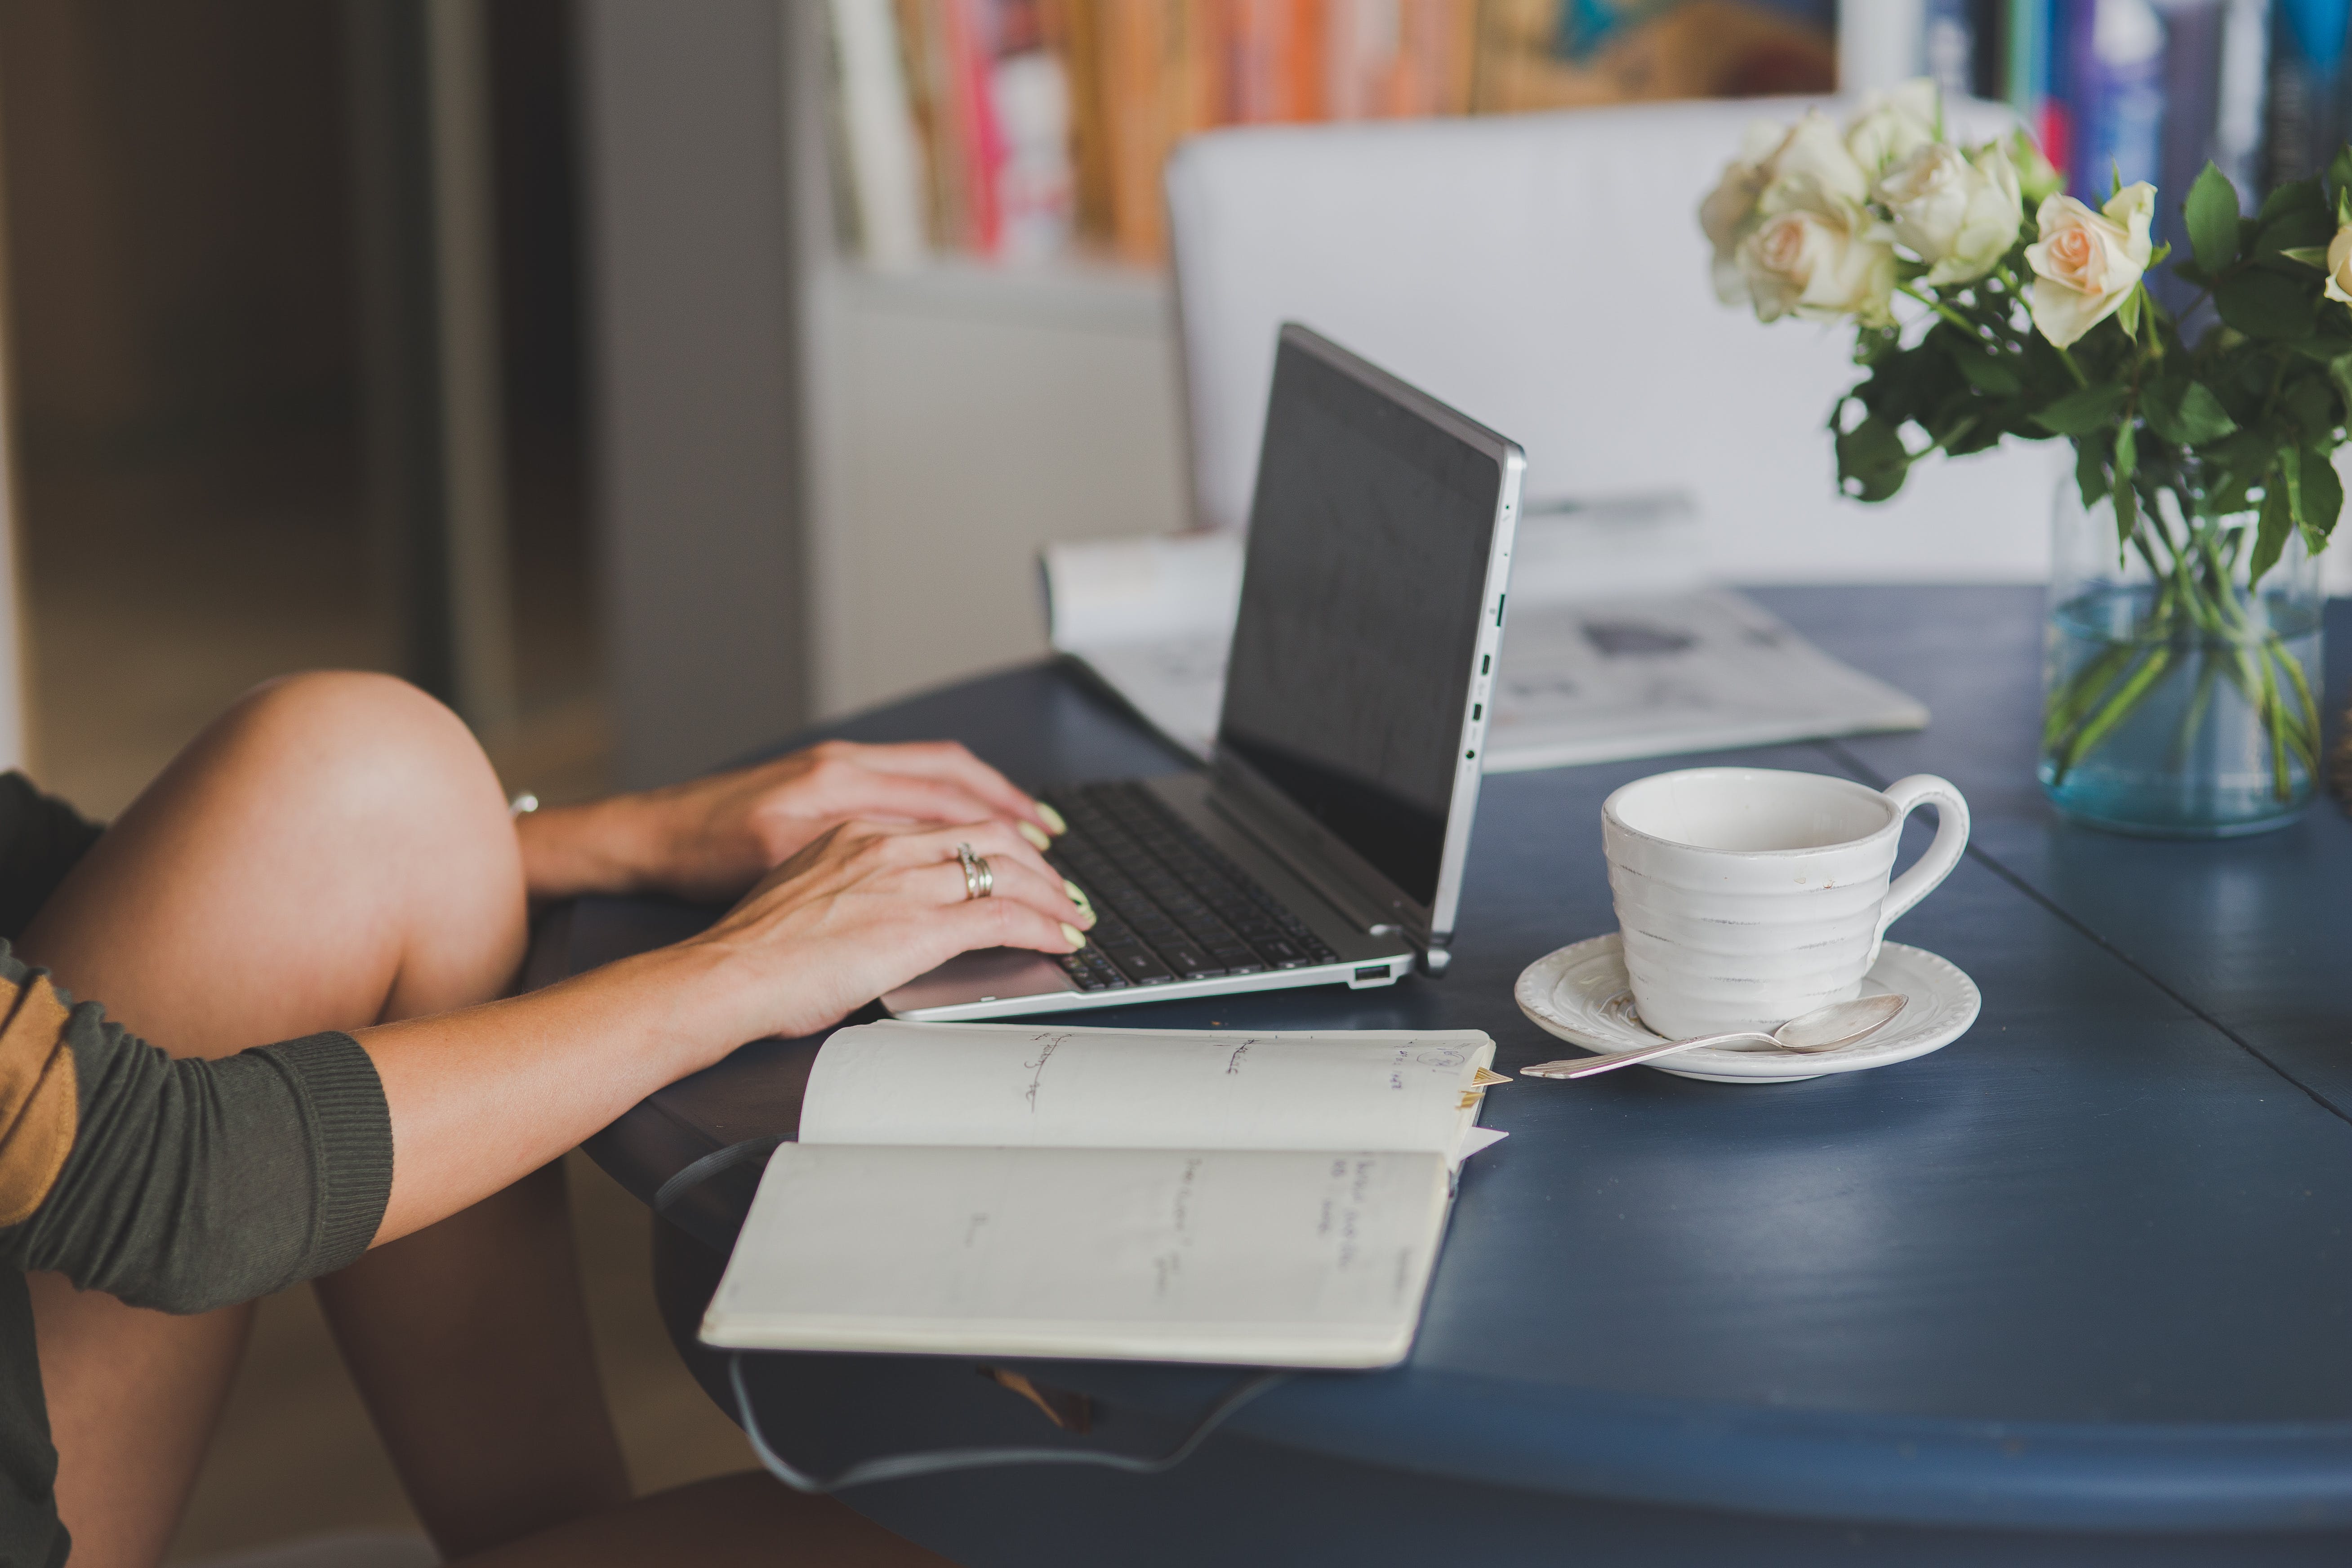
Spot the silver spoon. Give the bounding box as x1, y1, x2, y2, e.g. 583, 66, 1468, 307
1521, 993, 1909, 1080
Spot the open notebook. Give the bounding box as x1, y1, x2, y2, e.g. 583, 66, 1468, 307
701, 1021, 1505, 1368
1042, 513, 1928, 771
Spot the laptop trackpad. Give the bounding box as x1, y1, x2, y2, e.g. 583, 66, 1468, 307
882, 947, 1074, 1014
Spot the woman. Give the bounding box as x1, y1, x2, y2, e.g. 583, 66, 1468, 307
7, 669, 1093, 1566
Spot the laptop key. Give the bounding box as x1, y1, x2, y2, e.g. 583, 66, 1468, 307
1157, 943, 1222, 978
1107, 948, 1175, 983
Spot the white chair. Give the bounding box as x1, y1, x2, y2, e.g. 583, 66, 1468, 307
1164, 96, 2062, 584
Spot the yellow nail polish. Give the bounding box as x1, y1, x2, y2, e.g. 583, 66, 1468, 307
1060, 922, 1087, 949
1062, 878, 1090, 904
1018, 821, 1052, 851
1036, 802, 1069, 835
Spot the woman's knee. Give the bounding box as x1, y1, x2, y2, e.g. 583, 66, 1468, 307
202, 672, 508, 831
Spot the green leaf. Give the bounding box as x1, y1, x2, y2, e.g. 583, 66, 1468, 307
2279, 443, 2306, 523
2299, 441, 2343, 552
2075, 437, 2110, 509
1953, 347, 2022, 395
2333, 145, 2352, 201
1835, 413, 1911, 503
2116, 284, 2143, 340
2216, 268, 2320, 339
2253, 470, 2295, 584
2185, 162, 2242, 274
2112, 468, 2139, 546
2112, 420, 2138, 493
2281, 246, 2334, 268
2261, 177, 2324, 223
2285, 374, 2339, 440
2256, 205, 2337, 263
2142, 378, 2240, 444
2033, 382, 2131, 436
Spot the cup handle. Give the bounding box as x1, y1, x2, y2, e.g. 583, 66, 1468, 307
1872, 774, 1970, 964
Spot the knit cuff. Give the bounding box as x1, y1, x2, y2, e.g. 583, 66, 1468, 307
263, 1031, 394, 1274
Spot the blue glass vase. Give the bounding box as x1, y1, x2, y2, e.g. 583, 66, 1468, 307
2039, 476, 2324, 838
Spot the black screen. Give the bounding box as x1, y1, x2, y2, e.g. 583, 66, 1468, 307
1216, 336, 1502, 906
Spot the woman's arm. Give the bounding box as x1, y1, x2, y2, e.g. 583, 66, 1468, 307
514, 739, 1067, 904
0, 813, 1086, 1303
369, 811, 1083, 1240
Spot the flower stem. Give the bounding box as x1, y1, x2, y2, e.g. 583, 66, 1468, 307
1898, 282, 1990, 339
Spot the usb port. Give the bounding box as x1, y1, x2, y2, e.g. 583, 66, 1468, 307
1472, 703, 1483, 721
1354, 964, 1388, 983
1481, 654, 1491, 675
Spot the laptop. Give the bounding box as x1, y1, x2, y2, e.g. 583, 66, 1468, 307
885, 323, 1525, 1021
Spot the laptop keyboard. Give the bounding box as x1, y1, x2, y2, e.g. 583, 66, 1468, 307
1038, 782, 1341, 993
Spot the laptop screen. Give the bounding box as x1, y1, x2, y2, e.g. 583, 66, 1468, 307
1216, 334, 1505, 907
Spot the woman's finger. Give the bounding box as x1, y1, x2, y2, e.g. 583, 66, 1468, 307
904, 851, 1090, 930
936, 893, 1086, 955
833, 741, 1057, 833
790, 770, 1051, 847
864, 818, 1066, 895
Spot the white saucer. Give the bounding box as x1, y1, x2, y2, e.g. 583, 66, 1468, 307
1512, 933, 1980, 1083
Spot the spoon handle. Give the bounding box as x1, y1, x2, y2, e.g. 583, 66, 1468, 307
1523, 1030, 1779, 1079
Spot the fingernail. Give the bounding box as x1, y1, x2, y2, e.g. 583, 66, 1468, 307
1061, 881, 1097, 926
1018, 822, 1052, 851
1060, 922, 1087, 949
1036, 802, 1068, 836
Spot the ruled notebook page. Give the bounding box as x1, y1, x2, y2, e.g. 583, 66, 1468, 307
796, 1021, 1496, 1164
700, 1144, 1452, 1366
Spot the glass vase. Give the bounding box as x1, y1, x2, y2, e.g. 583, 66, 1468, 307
2040, 476, 2324, 838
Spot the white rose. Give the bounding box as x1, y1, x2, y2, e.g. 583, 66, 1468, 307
1700, 120, 1787, 303
1702, 111, 1871, 306
1845, 78, 1940, 175
2024, 183, 2156, 348
2326, 224, 2352, 307
1737, 197, 1896, 328
1875, 141, 2023, 285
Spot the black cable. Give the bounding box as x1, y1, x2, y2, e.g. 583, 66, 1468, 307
656, 1135, 1292, 1494
731, 1354, 1289, 1494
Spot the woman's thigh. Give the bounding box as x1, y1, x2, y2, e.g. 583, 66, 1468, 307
18, 671, 535, 1568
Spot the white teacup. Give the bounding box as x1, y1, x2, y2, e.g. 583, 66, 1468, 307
1601, 767, 1970, 1040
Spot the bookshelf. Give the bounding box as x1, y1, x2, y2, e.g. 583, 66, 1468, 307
788, 1, 1191, 720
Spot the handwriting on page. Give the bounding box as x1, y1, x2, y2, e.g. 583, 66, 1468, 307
1021, 1032, 1073, 1113
1150, 1157, 1204, 1299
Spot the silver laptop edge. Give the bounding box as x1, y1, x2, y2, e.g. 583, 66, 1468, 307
886, 324, 1524, 1020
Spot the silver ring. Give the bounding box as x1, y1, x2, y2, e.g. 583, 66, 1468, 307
956, 842, 993, 900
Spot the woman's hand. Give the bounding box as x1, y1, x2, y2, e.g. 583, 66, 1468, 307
682, 815, 1091, 1043
363, 814, 1091, 1243
516, 739, 1066, 903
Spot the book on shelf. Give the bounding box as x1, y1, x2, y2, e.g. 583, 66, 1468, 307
824, 1, 1836, 268
701, 1021, 1506, 1368
1040, 512, 1930, 772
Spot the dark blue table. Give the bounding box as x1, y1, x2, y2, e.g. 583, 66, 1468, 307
540, 587, 2352, 1566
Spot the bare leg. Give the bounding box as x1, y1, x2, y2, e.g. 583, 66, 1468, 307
18, 672, 626, 1564
454, 1474, 957, 1568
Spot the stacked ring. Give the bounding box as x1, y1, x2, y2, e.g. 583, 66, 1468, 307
956, 842, 993, 901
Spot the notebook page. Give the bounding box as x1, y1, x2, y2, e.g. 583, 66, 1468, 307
797, 1023, 1494, 1162
700, 1143, 1452, 1367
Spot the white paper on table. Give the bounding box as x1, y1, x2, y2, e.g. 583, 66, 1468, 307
1040, 508, 1926, 768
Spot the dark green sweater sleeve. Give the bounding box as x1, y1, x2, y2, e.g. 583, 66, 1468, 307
0, 945, 393, 1314
0, 775, 102, 941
